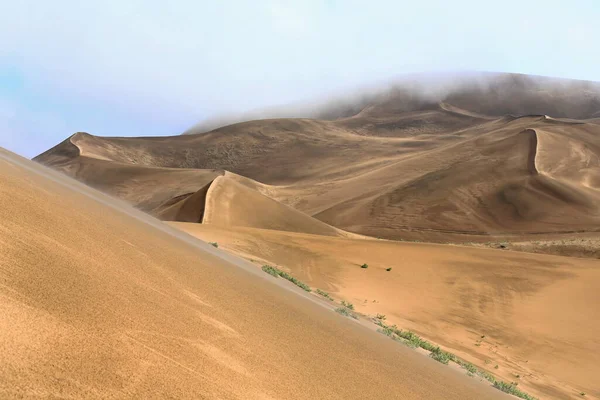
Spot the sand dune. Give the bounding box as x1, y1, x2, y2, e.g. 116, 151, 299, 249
0, 148, 514, 399
314, 118, 600, 239
172, 223, 600, 400
35, 83, 600, 244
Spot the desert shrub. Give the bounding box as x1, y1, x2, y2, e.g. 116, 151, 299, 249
335, 307, 358, 319
316, 289, 333, 301
341, 300, 354, 310
262, 265, 280, 277
261, 265, 311, 292
463, 362, 477, 374
386, 267, 392, 271
360, 263, 368, 269
208, 242, 218, 248
429, 347, 455, 365
492, 381, 537, 400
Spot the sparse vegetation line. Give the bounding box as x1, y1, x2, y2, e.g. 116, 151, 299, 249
261, 265, 311, 292
316, 289, 334, 301
261, 261, 537, 399
374, 319, 537, 400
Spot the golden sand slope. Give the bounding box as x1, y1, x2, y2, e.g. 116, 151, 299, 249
172, 223, 600, 400
0, 148, 512, 399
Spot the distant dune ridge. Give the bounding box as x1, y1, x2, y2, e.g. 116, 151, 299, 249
35, 73, 600, 242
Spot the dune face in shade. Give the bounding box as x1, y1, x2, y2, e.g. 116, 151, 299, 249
0, 149, 512, 399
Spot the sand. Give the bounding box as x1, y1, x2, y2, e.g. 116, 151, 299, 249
0, 147, 512, 399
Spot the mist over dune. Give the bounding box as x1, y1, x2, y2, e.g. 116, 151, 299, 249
184, 72, 600, 134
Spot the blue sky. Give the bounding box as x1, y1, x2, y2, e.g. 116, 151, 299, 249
1, 0, 599, 158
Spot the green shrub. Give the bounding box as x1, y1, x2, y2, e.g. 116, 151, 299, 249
477, 369, 497, 383
376, 313, 386, 320
386, 267, 392, 271
341, 300, 354, 310
492, 381, 537, 400
428, 347, 456, 365
261, 265, 311, 292
360, 263, 369, 269
429, 348, 453, 364
262, 265, 280, 277
208, 242, 219, 248
316, 289, 333, 301
463, 362, 477, 374
377, 327, 394, 337
335, 307, 358, 319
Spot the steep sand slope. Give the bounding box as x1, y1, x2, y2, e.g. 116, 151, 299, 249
0, 148, 512, 399
172, 223, 600, 400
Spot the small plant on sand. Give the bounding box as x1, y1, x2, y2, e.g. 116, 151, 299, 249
580, 392, 586, 397
316, 289, 334, 301
492, 381, 537, 400
208, 242, 219, 248
262, 265, 280, 277
261, 265, 312, 292
360, 263, 369, 269
341, 300, 354, 310
335, 306, 358, 319
462, 362, 477, 374
376, 313, 386, 321
386, 267, 392, 271
429, 347, 455, 365
373, 320, 538, 400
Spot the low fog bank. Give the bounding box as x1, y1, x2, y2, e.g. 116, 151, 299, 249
184, 71, 600, 135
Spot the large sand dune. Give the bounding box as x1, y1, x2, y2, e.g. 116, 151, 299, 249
172, 223, 600, 400
34, 75, 600, 244
0, 148, 513, 399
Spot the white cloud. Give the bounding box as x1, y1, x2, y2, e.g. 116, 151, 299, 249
0, 0, 599, 157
